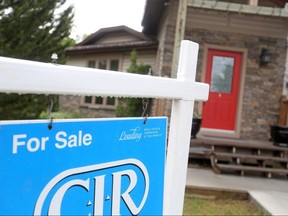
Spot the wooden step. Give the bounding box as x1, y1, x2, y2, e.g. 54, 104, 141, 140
215, 163, 288, 178
216, 164, 288, 174
193, 137, 288, 178
214, 152, 288, 163
191, 137, 288, 151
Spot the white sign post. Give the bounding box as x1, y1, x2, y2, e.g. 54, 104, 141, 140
0, 40, 209, 215
163, 40, 200, 215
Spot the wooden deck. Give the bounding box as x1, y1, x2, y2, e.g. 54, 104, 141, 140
190, 136, 288, 178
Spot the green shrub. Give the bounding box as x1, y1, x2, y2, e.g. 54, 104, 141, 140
39, 111, 83, 119
116, 50, 151, 117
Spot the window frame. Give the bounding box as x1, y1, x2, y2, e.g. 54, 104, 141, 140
81, 58, 120, 109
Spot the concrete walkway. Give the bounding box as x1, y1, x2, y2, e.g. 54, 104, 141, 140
186, 168, 288, 215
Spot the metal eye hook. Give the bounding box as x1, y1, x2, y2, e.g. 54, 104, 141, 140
47, 98, 54, 130
48, 117, 53, 130
148, 67, 152, 76
141, 98, 149, 125
141, 68, 152, 124
143, 114, 148, 125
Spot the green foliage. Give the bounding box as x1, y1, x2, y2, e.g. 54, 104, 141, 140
39, 111, 83, 119
0, 0, 74, 63
0, 94, 46, 120
116, 50, 151, 117
0, 0, 74, 120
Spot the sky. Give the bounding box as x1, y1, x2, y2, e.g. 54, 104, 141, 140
65, 0, 146, 41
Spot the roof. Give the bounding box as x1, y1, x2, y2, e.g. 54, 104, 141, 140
66, 25, 158, 55
77, 25, 153, 46
141, 0, 167, 35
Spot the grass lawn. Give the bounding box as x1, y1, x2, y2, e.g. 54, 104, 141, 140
183, 195, 268, 215
184, 161, 269, 215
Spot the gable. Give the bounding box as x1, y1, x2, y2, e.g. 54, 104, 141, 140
95, 32, 142, 45
78, 25, 153, 46
66, 26, 158, 55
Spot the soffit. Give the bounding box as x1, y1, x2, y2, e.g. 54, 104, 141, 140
66, 41, 158, 55
188, 0, 288, 17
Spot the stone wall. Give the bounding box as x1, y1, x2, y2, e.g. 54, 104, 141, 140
151, 0, 179, 117
184, 9, 287, 140
59, 95, 116, 118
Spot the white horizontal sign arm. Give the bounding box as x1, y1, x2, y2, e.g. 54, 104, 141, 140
0, 56, 208, 101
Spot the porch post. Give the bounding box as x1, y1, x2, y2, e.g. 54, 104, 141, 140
171, 0, 187, 78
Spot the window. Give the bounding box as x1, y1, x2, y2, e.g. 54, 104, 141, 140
110, 60, 119, 71
82, 59, 119, 108
88, 61, 96, 68
210, 56, 234, 93
84, 96, 93, 103
98, 60, 107, 69
95, 96, 104, 105
106, 97, 116, 106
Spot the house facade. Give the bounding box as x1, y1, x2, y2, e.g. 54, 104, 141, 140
141, 0, 288, 141
62, 0, 288, 142
60, 25, 158, 117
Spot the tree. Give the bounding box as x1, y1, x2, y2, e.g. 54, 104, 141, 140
116, 50, 151, 117
0, 0, 74, 120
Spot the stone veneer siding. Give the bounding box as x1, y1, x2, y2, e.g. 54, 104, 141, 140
155, 2, 287, 140
184, 9, 287, 140
152, 0, 179, 117
59, 95, 116, 118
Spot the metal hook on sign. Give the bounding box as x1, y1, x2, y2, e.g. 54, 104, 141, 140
142, 98, 149, 124
148, 67, 152, 76
47, 98, 54, 130
48, 116, 53, 130
142, 68, 152, 124
143, 114, 148, 125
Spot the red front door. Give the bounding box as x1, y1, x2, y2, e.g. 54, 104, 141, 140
202, 49, 242, 131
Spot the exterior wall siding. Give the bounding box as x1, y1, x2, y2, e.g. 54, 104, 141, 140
61, 49, 157, 118
151, 0, 179, 117
97, 33, 140, 44
67, 50, 157, 74
59, 95, 116, 118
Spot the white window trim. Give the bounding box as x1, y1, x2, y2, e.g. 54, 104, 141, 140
81, 58, 121, 109
81, 96, 118, 110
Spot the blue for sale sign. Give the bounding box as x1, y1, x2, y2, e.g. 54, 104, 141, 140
0, 117, 167, 215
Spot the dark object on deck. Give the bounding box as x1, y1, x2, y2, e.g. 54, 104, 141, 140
191, 118, 202, 139
270, 125, 288, 147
